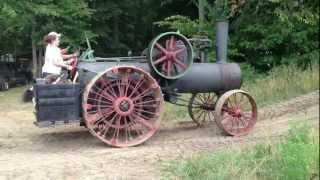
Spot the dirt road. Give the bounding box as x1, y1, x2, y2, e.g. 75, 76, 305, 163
0, 91, 318, 180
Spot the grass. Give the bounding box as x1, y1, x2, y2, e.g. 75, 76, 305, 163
242, 63, 319, 107
161, 62, 319, 179
162, 123, 319, 180
161, 62, 319, 122
162, 96, 191, 123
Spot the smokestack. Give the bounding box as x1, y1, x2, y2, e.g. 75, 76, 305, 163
216, 20, 229, 63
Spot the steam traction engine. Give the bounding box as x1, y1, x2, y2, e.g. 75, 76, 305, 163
34, 21, 257, 147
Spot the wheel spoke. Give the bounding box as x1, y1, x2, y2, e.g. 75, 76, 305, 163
161, 61, 167, 74
128, 115, 144, 136
165, 39, 170, 49
90, 86, 115, 102
239, 116, 248, 128
173, 57, 187, 70
196, 110, 205, 121
99, 77, 118, 98
175, 47, 185, 54
136, 117, 154, 130
154, 56, 167, 65
122, 74, 130, 96
132, 87, 153, 101
135, 99, 160, 106
155, 43, 167, 54
167, 60, 172, 76
169, 35, 175, 50
101, 114, 118, 137
128, 75, 145, 98
134, 109, 157, 116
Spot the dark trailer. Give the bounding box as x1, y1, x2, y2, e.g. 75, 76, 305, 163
0, 54, 32, 91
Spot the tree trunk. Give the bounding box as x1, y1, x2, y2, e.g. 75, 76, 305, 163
31, 24, 38, 79
37, 46, 44, 78
32, 39, 38, 79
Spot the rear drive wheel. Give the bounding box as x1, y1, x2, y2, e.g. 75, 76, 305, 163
83, 66, 164, 147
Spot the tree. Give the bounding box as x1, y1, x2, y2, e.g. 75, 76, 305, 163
0, 0, 92, 78
230, 0, 319, 70
152, 0, 319, 71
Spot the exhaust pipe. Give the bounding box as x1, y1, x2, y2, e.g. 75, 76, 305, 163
216, 20, 229, 63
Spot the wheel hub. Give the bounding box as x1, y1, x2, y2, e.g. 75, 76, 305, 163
234, 109, 242, 118
114, 97, 134, 116
166, 51, 175, 60
119, 100, 130, 112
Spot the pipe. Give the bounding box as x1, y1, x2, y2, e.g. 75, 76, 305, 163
216, 20, 229, 63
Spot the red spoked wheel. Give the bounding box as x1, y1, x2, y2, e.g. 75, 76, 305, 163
188, 93, 218, 126
147, 32, 193, 79
214, 90, 257, 136
83, 66, 163, 147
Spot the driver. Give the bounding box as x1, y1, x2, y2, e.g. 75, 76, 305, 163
42, 32, 77, 83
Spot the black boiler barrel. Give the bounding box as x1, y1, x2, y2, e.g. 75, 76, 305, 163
169, 62, 242, 93
77, 61, 242, 94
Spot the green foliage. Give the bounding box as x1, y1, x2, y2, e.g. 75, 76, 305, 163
239, 63, 262, 83
230, 0, 319, 70
155, 0, 319, 72
0, 0, 93, 54
242, 61, 319, 106
163, 123, 319, 180
155, 15, 200, 36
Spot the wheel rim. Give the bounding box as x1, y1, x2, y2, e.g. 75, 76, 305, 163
83, 66, 163, 147
147, 32, 193, 79
188, 93, 217, 126
215, 90, 257, 136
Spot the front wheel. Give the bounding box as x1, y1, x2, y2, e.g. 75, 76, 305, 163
214, 90, 257, 136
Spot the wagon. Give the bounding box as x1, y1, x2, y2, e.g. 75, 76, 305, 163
33, 21, 257, 147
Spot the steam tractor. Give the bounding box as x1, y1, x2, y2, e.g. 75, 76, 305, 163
33, 21, 257, 147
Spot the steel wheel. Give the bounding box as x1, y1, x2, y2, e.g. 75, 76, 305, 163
147, 32, 193, 79
188, 92, 218, 126
83, 66, 163, 147
215, 90, 257, 136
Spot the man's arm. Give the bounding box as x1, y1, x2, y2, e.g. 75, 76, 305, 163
53, 49, 73, 70
62, 53, 77, 60
60, 47, 77, 60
